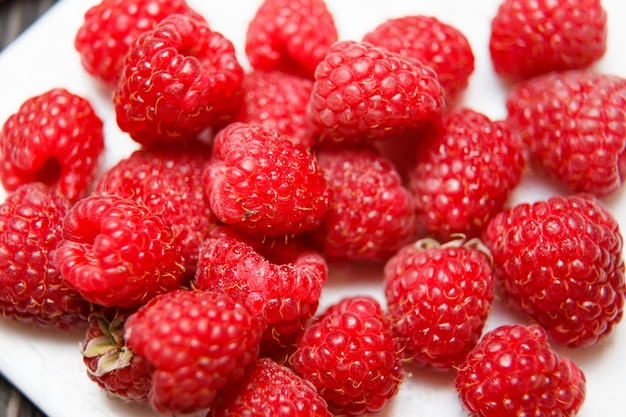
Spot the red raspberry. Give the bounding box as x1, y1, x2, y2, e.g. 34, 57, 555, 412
310, 144, 417, 263
362, 15, 475, 102
233, 70, 317, 149
0, 88, 104, 203
383, 237, 495, 370
94, 141, 216, 275
209, 357, 331, 417
309, 40, 445, 144
205, 122, 329, 238
114, 14, 244, 146
292, 295, 403, 416
81, 309, 151, 404
54, 194, 185, 309
194, 226, 327, 348
245, 0, 338, 79
505, 70, 626, 197
489, 0, 607, 81
455, 324, 587, 417
74, 0, 204, 87
408, 108, 525, 240
0, 183, 91, 330
482, 194, 625, 348
124, 289, 263, 414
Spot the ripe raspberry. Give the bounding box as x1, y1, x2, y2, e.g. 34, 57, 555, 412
205, 122, 329, 238
124, 289, 263, 414
408, 108, 525, 240
245, 0, 338, 79
94, 140, 216, 275
81, 309, 151, 404
194, 226, 327, 348
54, 194, 185, 309
233, 70, 317, 149
292, 295, 403, 416
0, 88, 104, 203
383, 237, 495, 370
505, 70, 626, 197
310, 144, 417, 262
309, 40, 445, 144
209, 357, 331, 417
489, 0, 607, 81
482, 194, 625, 347
455, 324, 587, 417
74, 0, 204, 87
0, 183, 91, 330
114, 14, 244, 146
362, 15, 475, 102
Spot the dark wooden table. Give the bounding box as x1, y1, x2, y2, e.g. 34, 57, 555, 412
1, 1, 58, 415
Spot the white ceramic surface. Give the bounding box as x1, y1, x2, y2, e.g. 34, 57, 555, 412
0, 1, 625, 416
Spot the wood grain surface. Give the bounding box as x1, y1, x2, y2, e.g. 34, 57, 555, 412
1, 2, 58, 415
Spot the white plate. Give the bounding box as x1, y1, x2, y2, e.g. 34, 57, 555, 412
0, 1, 625, 416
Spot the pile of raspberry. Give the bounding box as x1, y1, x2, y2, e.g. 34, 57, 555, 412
0, 0, 624, 416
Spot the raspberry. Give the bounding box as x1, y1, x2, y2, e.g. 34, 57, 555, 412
0, 183, 91, 330
455, 324, 587, 417
362, 15, 475, 102
292, 295, 403, 416
408, 108, 525, 240
210, 357, 331, 417
114, 13, 244, 146
233, 70, 318, 149
80, 309, 151, 404
0, 88, 104, 203
74, 0, 204, 87
124, 289, 263, 414
54, 194, 185, 309
383, 236, 495, 370
194, 226, 328, 348
505, 70, 626, 197
94, 140, 216, 275
310, 144, 417, 262
309, 40, 445, 144
205, 122, 329, 238
482, 194, 625, 348
489, 0, 607, 81
245, 0, 338, 79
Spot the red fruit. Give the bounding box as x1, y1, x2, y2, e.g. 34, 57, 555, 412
292, 295, 403, 416
81, 309, 151, 404
489, 0, 607, 81
505, 70, 626, 197
383, 236, 495, 370
194, 226, 327, 347
54, 194, 185, 309
233, 70, 317, 149
114, 13, 244, 146
362, 15, 475, 102
74, 0, 204, 87
0, 183, 91, 330
455, 324, 587, 417
209, 357, 331, 417
245, 0, 338, 79
482, 194, 625, 347
311, 144, 417, 262
94, 141, 216, 275
0, 88, 104, 203
124, 289, 263, 414
205, 122, 329, 238
309, 40, 445, 144
408, 108, 525, 240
